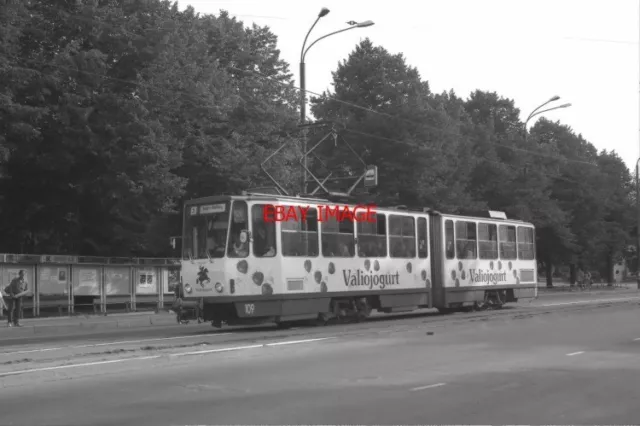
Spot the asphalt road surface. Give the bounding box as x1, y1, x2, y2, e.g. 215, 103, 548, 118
0, 294, 639, 425
1, 288, 636, 350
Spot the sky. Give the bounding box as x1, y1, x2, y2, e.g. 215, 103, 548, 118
182, 0, 639, 172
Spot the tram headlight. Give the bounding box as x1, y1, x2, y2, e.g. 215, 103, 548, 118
215, 282, 224, 293
184, 284, 193, 294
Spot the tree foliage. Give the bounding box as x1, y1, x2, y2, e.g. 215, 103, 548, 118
0, 0, 299, 256
311, 38, 635, 284
0, 4, 635, 286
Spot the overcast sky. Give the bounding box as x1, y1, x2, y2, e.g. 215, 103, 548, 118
183, 0, 639, 171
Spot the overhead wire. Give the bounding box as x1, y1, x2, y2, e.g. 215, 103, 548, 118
25, 8, 599, 169
6, 56, 593, 188
230, 66, 599, 168
339, 127, 585, 187
41, 9, 602, 167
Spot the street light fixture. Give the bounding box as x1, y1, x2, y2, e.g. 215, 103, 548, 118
299, 10, 375, 194
356, 20, 375, 28
523, 96, 571, 142
531, 103, 572, 118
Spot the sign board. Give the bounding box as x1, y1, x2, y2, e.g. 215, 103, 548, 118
137, 269, 157, 294
488, 210, 507, 220
364, 165, 378, 188
200, 204, 226, 215
74, 267, 100, 296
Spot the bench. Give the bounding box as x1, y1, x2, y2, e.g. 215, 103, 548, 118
134, 295, 159, 313
100, 295, 132, 313
15, 296, 35, 319
37, 295, 69, 317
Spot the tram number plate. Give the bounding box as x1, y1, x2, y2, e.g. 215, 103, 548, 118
244, 303, 256, 316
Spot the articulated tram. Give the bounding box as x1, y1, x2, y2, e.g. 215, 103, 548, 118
180, 192, 537, 327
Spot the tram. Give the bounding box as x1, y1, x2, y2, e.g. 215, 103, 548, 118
179, 191, 537, 328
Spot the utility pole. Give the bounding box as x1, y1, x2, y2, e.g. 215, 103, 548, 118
637, 0, 640, 289
299, 9, 374, 195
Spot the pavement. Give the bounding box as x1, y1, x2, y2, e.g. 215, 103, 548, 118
0, 287, 637, 346
537, 279, 637, 292
0, 295, 638, 424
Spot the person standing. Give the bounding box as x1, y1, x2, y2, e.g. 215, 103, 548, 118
576, 267, 585, 290
4, 270, 28, 327
0, 287, 6, 320
173, 282, 189, 325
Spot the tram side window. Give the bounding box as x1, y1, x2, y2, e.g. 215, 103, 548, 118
445, 220, 455, 259
499, 225, 517, 260
418, 217, 428, 258
322, 213, 355, 257
389, 215, 416, 258
478, 223, 498, 260
455, 221, 477, 259
251, 204, 276, 257
281, 206, 319, 257
357, 213, 387, 258
227, 201, 249, 258
517, 227, 535, 260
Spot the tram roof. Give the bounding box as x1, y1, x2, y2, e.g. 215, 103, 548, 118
185, 192, 534, 227
438, 212, 533, 226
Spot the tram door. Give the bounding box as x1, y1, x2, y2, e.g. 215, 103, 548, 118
429, 215, 447, 309
417, 217, 429, 288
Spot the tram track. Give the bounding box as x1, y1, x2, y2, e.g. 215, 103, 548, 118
0, 296, 636, 372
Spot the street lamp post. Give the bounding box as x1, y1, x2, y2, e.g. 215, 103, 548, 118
636, 158, 640, 289
299, 9, 374, 194
523, 96, 573, 142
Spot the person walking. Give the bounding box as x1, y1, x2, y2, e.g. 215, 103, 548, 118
4, 270, 28, 327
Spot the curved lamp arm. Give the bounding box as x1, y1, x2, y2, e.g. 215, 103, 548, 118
301, 10, 328, 63
526, 95, 560, 124
528, 103, 572, 122
303, 21, 374, 62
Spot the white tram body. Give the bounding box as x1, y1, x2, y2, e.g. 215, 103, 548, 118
180, 193, 537, 326
430, 213, 537, 311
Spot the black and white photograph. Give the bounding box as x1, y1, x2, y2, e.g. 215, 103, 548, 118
0, 0, 639, 424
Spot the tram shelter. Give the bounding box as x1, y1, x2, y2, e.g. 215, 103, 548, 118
0, 254, 180, 319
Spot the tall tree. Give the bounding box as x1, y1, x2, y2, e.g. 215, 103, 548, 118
311, 39, 477, 211
0, 1, 302, 256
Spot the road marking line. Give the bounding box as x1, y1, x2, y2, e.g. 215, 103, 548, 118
171, 344, 265, 356
266, 337, 333, 346
566, 351, 584, 356
411, 383, 446, 391
539, 297, 640, 307
0, 333, 234, 356
0, 355, 161, 377
0, 337, 335, 377
633, 338, 640, 341
0, 347, 65, 356
172, 337, 335, 357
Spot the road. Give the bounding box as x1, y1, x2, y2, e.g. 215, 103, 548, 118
1, 288, 636, 350
0, 293, 638, 424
